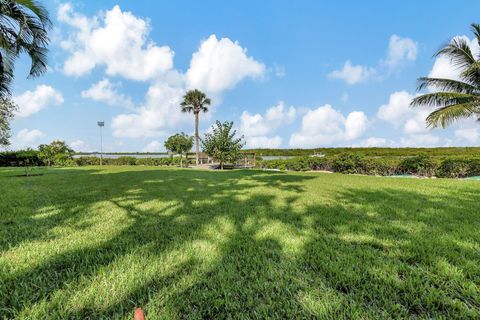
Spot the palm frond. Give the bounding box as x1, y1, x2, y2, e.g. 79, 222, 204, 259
15, 0, 51, 28
471, 23, 480, 53
417, 77, 477, 94
425, 103, 480, 128
435, 37, 476, 70
410, 92, 480, 107
410, 92, 477, 108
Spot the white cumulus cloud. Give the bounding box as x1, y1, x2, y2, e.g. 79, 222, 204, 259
13, 129, 46, 148
455, 127, 480, 144
289, 105, 368, 147
58, 4, 174, 81
384, 35, 417, 70
240, 101, 296, 148
70, 139, 91, 152
186, 35, 265, 93
14, 85, 64, 118
328, 60, 376, 85
111, 79, 189, 138
142, 140, 163, 152
81, 79, 135, 109
376, 90, 432, 134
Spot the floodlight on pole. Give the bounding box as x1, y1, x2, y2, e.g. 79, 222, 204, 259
97, 121, 104, 166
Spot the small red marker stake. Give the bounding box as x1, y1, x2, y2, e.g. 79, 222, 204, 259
134, 308, 145, 320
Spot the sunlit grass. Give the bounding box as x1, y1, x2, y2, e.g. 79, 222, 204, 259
0, 166, 479, 319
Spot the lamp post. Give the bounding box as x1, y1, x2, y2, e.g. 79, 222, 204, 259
97, 121, 104, 165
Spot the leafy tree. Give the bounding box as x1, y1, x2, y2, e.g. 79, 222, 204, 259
411, 23, 480, 128
201, 121, 244, 170
38, 140, 73, 166
0, 0, 51, 97
0, 97, 17, 146
180, 89, 211, 165
164, 132, 193, 167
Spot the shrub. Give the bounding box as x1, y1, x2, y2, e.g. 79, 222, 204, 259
74, 157, 100, 166
399, 154, 437, 176
332, 154, 366, 174
436, 159, 469, 178
110, 156, 137, 166
0, 150, 43, 167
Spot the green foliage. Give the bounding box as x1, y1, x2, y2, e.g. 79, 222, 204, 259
0, 0, 51, 97
180, 89, 211, 114
73, 156, 187, 167
111, 156, 137, 166
164, 132, 194, 167
248, 147, 480, 157
332, 154, 366, 174
0, 98, 17, 146
0, 149, 42, 167
38, 140, 74, 166
398, 154, 437, 176
411, 23, 480, 128
259, 153, 480, 178
201, 121, 245, 169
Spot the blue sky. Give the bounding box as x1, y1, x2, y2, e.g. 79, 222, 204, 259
8, 0, 480, 152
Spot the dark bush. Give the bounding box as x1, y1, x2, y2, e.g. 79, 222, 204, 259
399, 154, 437, 176
0, 150, 43, 167
437, 159, 469, 178
332, 154, 366, 174
110, 156, 137, 165
74, 157, 100, 166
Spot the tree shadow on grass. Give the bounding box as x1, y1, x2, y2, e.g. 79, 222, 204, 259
1, 169, 479, 319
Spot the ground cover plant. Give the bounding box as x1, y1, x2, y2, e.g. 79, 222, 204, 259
0, 166, 479, 319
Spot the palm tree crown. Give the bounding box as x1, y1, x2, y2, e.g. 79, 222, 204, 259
180, 89, 211, 113
411, 23, 480, 128
0, 0, 51, 97
180, 89, 211, 165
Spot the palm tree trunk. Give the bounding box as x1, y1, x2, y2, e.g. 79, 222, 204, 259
195, 111, 199, 165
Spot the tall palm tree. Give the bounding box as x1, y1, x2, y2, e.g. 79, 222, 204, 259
180, 89, 211, 165
411, 23, 480, 128
0, 0, 51, 98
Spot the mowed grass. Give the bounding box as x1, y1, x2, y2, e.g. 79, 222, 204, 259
0, 166, 479, 319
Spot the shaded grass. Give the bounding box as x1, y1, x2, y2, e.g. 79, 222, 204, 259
0, 166, 479, 319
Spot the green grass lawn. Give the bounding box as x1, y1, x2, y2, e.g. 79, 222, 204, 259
0, 166, 479, 319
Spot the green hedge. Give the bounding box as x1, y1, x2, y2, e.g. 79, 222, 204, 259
0, 150, 43, 167
73, 156, 190, 167
258, 154, 480, 178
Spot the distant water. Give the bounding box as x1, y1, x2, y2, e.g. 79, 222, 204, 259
73, 154, 299, 160
261, 156, 297, 160
73, 154, 170, 159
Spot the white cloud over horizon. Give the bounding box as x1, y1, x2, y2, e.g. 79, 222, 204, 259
329, 35, 418, 85
240, 101, 296, 148
13, 85, 64, 118
12, 129, 46, 149
81, 79, 135, 109
289, 105, 368, 147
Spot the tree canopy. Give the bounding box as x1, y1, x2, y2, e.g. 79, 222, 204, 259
164, 132, 193, 167
0, 97, 16, 146
411, 23, 480, 128
38, 140, 73, 166
180, 89, 211, 165
202, 121, 244, 170
0, 0, 51, 97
